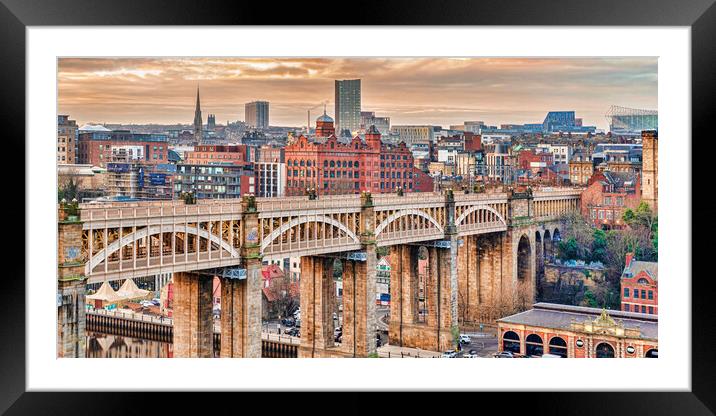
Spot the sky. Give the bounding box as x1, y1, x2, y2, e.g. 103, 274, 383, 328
58, 57, 657, 130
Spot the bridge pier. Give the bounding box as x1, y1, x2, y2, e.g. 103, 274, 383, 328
173, 271, 214, 358
219, 267, 262, 357
57, 204, 87, 358
388, 241, 458, 352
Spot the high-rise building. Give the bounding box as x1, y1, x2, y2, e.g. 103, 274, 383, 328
193, 87, 203, 144
57, 115, 78, 164
360, 111, 390, 136
335, 79, 361, 137
641, 130, 658, 213
245, 101, 269, 130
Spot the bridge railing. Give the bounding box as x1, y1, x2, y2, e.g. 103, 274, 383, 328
80, 201, 244, 222
257, 195, 362, 213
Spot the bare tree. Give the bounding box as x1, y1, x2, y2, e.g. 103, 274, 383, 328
265, 277, 299, 320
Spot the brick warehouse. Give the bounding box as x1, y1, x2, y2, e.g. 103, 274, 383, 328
284, 124, 433, 196
497, 303, 658, 358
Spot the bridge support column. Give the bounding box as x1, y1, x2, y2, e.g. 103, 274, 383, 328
219, 195, 263, 358
299, 256, 336, 357
219, 266, 262, 358
351, 246, 377, 357
57, 204, 87, 358
457, 235, 479, 324
173, 271, 214, 358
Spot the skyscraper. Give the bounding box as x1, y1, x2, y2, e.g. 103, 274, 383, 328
245, 101, 269, 130
193, 87, 203, 144
335, 79, 361, 137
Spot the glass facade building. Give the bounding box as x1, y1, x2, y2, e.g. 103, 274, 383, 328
335, 79, 361, 137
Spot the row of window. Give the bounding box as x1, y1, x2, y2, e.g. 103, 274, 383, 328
592, 209, 615, 220
623, 288, 654, 300
603, 196, 625, 206
624, 304, 655, 314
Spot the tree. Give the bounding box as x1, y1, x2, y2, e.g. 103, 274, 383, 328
265, 276, 299, 320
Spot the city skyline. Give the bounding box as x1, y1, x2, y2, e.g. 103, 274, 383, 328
58, 57, 657, 130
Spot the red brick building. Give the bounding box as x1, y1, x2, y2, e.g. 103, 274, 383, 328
497, 303, 658, 358
463, 132, 482, 152
185, 144, 251, 166
78, 130, 169, 168
620, 253, 658, 315
315, 111, 336, 138
284, 125, 433, 196
517, 148, 554, 171
581, 171, 641, 229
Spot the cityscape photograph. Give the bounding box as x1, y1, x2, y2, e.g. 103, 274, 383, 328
56, 57, 658, 359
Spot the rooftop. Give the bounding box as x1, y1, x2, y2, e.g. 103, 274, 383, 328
497, 302, 658, 340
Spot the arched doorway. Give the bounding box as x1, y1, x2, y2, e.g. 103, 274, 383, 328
548, 336, 568, 357
595, 342, 615, 358
502, 331, 520, 353
525, 334, 544, 357
645, 349, 658, 358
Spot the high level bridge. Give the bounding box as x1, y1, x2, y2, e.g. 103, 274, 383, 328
58, 188, 581, 359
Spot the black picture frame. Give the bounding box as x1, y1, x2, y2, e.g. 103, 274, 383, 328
2, 0, 712, 414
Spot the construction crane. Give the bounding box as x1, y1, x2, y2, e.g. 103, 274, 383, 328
306, 101, 329, 135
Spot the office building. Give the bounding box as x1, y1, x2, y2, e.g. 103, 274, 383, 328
335, 79, 361, 136
245, 101, 270, 130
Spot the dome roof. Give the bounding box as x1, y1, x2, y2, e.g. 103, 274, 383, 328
316, 112, 333, 123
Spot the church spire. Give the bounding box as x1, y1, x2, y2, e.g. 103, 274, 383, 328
193, 86, 203, 144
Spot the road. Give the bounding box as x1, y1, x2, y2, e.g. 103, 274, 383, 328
458, 331, 499, 357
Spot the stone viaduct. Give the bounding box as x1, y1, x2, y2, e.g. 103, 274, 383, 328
57, 188, 581, 358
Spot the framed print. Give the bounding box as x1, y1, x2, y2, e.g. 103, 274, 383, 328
3, 0, 714, 414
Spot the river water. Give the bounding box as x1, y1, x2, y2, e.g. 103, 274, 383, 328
86, 332, 220, 358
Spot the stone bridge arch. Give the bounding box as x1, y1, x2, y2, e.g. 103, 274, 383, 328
455, 205, 507, 228
374, 208, 444, 238
260, 215, 361, 252
86, 224, 240, 274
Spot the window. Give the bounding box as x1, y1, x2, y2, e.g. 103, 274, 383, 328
641, 305, 647, 313
641, 289, 646, 299
648, 291, 653, 300
624, 288, 630, 298
624, 304, 630, 312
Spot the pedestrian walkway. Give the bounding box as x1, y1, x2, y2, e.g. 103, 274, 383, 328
377, 344, 442, 358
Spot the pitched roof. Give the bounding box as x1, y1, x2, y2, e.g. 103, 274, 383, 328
624, 260, 658, 281
497, 303, 658, 340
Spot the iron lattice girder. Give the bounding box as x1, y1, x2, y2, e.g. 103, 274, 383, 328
315, 251, 368, 262
193, 266, 247, 280
407, 239, 463, 249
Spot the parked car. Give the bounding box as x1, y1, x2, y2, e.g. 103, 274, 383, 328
494, 351, 515, 358
468, 349, 478, 355
285, 327, 300, 337
281, 318, 295, 327
459, 334, 471, 345
376, 334, 382, 347
294, 319, 301, 328
441, 350, 458, 358
334, 326, 342, 335
463, 353, 479, 358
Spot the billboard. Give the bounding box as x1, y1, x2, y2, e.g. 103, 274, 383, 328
107, 163, 130, 173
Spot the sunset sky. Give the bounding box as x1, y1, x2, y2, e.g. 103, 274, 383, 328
58, 57, 657, 130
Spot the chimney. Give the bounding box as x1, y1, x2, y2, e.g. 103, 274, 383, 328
625, 252, 634, 268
